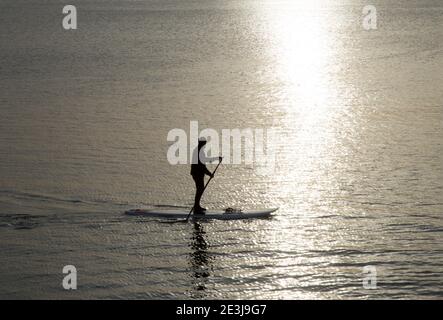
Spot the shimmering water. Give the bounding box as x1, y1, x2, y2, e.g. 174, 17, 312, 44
0, 0, 442, 299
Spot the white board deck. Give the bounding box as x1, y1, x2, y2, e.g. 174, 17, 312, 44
125, 208, 278, 220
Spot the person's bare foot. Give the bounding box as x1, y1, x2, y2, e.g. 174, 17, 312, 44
194, 207, 206, 214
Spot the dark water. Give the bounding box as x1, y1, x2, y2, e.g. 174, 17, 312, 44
0, 0, 442, 299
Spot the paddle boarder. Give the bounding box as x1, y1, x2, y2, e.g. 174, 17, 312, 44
191, 138, 222, 214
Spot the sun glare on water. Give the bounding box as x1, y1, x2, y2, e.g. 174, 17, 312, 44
261, 2, 347, 209
256, 2, 356, 298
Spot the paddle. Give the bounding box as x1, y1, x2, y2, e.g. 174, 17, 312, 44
185, 158, 222, 222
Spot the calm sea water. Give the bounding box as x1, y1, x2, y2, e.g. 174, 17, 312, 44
0, 0, 442, 299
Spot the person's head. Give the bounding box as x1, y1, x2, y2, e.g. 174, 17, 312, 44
198, 137, 207, 149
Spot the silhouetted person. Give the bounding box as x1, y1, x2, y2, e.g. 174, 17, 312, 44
190, 138, 222, 214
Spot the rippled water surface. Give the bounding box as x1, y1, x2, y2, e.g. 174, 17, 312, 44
0, 0, 442, 299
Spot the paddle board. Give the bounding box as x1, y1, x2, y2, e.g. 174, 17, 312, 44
125, 208, 278, 220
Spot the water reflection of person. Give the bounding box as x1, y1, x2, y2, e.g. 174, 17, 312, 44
189, 221, 213, 296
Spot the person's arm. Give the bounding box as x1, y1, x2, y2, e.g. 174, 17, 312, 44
207, 156, 222, 163
200, 152, 222, 164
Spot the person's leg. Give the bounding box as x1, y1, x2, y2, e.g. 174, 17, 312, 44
193, 175, 205, 213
